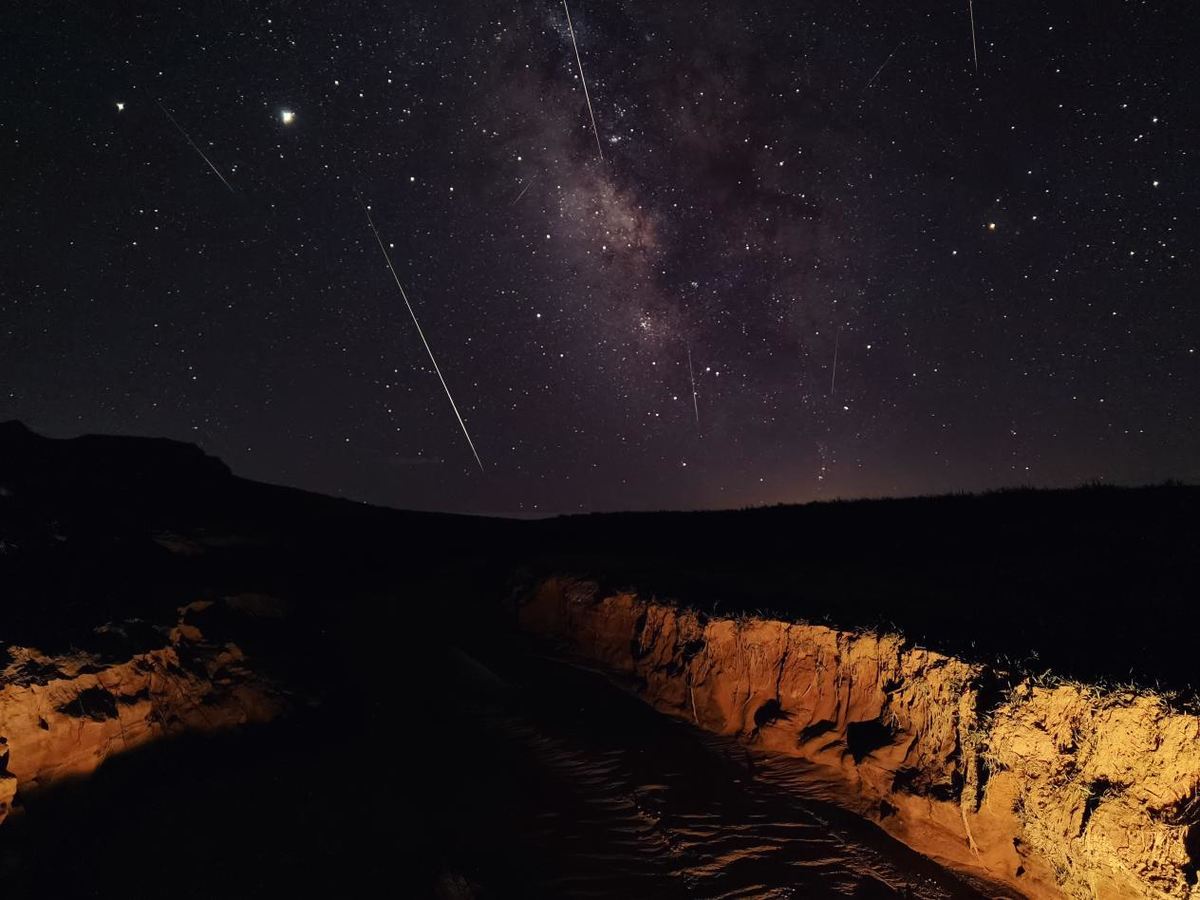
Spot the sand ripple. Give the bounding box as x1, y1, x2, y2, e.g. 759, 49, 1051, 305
446, 645, 988, 899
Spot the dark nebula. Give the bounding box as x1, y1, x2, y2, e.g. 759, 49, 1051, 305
2, 1, 1196, 513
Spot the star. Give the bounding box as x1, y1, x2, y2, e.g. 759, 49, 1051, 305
3, 0, 1195, 519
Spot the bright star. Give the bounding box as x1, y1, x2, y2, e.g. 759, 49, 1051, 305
115, 102, 125, 112
280, 109, 296, 125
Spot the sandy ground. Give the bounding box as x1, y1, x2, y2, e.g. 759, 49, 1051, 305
0, 634, 987, 899
428, 637, 988, 898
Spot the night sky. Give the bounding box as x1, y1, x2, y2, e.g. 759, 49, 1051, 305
2, 2, 1197, 515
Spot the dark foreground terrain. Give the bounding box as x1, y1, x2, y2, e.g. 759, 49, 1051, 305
1, 637, 988, 899
0, 421, 1197, 897
2, 420, 1197, 690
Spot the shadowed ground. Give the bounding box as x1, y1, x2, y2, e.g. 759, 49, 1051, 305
0, 422, 1196, 896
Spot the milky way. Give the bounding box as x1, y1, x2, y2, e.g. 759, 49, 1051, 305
1, 1, 1196, 514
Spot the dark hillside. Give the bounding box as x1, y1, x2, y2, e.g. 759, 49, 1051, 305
528, 484, 1200, 692
2, 421, 1196, 691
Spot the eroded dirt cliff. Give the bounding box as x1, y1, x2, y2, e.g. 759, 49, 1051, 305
0, 599, 280, 825
519, 577, 1200, 900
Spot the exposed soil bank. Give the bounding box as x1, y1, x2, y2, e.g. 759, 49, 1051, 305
520, 578, 1200, 900
0, 600, 279, 825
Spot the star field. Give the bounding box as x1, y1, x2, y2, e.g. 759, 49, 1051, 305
1, 1, 1196, 514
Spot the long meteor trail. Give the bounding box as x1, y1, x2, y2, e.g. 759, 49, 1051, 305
156, 100, 234, 192
362, 203, 485, 472
968, 1, 979, 74
563, 1, 604, 162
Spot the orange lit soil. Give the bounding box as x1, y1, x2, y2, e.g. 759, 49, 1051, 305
520, 577, 1200, 900
0, 600, 278, 824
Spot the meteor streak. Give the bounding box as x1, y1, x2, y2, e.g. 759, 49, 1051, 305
686, 341, 700, 428
830, 328, 840, 396
362, 203, 485, 473
511, 177, 535, 205
865, 42, 903, 89
563, 1, 604, 162
968, 1, 979, 74
156, 100, 234, 192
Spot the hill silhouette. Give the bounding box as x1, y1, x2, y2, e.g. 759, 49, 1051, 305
1, 422, 1198, 898
1, 421, 1196, 692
